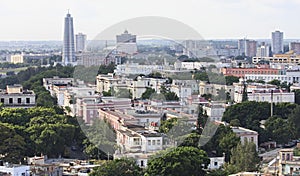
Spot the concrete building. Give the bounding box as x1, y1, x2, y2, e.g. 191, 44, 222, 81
245, 70, 300, 84
253, 51, 300, 64
234, 88, 295, 104
277, 148, 300, 176
256, 42, 270, 57
222, 67, 281, 78
208, 156, 225, 170
75, 33, 87, 52
0, 163, 30, 176
232, 127, 258, 151
170, 80, 199, 100
199, 81, 234, 101
290, 42, 300, 54
114, 124, 164, 168
116, 30, 137, 55
0, 85, 35, 108
115, 63, 164, 76
76, 52, 111, 67
203, 103, 226, 122
43, 77, 74, 106
63, 12, 76, 65
272, 30, 284, 54
10, 54, 23, 64
238, 39, 257, 57
76, 96, 132, 124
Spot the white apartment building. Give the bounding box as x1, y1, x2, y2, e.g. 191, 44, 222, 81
114, 63, 164, 75
0, 85, 35, 108
174, 61, 231, 70
10, 54, 24, 64
170, 80, 199, 100
114, 125, 164, 167
234, 89, 295, 104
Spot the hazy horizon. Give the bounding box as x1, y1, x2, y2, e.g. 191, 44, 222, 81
1, 0, 300, 41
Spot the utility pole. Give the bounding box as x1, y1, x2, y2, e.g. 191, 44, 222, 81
271, 90, 273, 117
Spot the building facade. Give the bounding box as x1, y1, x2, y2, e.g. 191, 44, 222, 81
63, 12, 76, 65
75, 33, 87, 52
0, 85, 35, 108
290, 42, 300, 54
272, 30, 284, 54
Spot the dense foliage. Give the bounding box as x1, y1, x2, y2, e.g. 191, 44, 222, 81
0, 107, 84, 162
146, 146, 210, 176
90, 158, 144, 176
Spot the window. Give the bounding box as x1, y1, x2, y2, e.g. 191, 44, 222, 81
133, 138, 140, 145
152, 140, 156, 145
9, 98, 13, 104
141, 160, 144, 167
157, 140, 161, 145
214, 162, 218, 166
0, 98, 4, 103
148, 140, 151, 146
251, 137, 254, 142
18, 98, 21, 104
26, 98, 30, 104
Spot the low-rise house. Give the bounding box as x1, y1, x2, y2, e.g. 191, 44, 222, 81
114, 124, 164, 168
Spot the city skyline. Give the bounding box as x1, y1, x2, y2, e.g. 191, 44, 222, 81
1, 0, 300, 41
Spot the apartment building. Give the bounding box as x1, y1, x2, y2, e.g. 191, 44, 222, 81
0, 85, 35, 108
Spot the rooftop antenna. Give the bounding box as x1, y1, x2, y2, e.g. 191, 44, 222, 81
68, 9, 70, 14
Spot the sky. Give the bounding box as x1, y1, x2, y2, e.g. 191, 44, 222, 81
1, 0, 300, 41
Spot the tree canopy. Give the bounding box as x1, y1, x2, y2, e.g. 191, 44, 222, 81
146, 146, 210, 176
90, 158, 144, 176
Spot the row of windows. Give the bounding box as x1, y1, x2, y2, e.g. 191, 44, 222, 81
228, 70, 277, 74
148, 139, 161, 146
0, 98, 31, 104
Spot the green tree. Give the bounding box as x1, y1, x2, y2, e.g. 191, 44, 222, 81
294, 90, 300, 105
219, 132, 240, 162
98, 63, 115, 74
197, 105, 208, 132
141, 87, 155, 99
241, 81, 248, 102
159, 118, 178, 134
225, 76, 239, 85
265, 115, 295, 144
268, 79, 281, 87
0, 122, 25, 163
160, 86, 179, 101
288, 105, 300, 138
207, 169, 229, 176
146, 146, 210, 176
227, 141, 260, 173
90, 158, 144, 176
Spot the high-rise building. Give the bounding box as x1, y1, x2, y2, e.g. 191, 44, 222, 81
63, 12, 76, 65
272, 30, 284, 54
289, 42, 300, 54
238, 39, 257, 57
256, 42, 270, 57
75, 33, 87, 52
